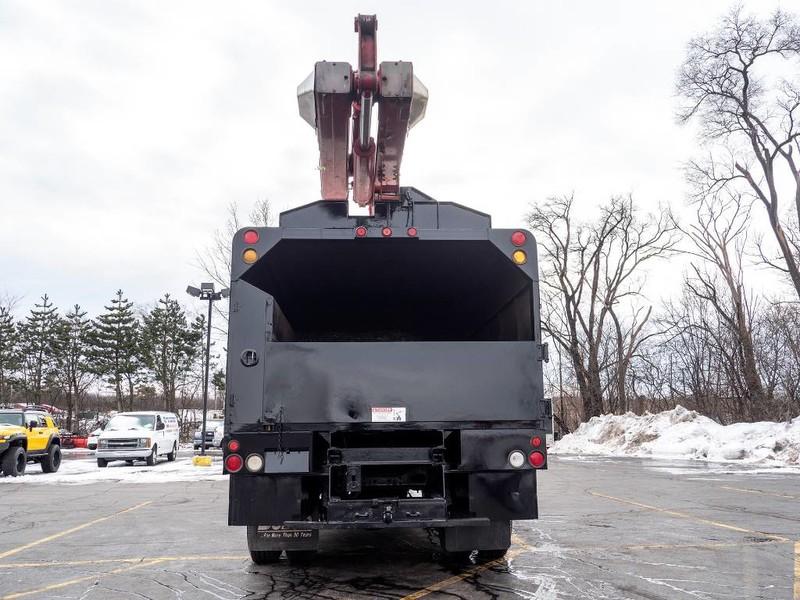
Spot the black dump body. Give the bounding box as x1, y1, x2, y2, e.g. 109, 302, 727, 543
225, 188, 550, 551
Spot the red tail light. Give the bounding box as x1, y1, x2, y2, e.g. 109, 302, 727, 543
511, 231, 526, 246
227, 439, 240, 452
355, 226, 368, 238
243, 230, 259, 244
528, 451, 545, 468
225, 454, 243, 473
530, 436, 542, 448
407, 227, 418, 237
382, 226, 393, 237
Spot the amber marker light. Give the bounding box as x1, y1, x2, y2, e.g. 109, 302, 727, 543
242, 249, 258, 264
512, 249, 527, 265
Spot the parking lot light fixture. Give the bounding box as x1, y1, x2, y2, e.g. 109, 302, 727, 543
186, 282, 230, 457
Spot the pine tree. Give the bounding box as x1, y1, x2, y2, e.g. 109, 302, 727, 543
19, 295, 60, 405
0, 306, 19, 404
91, 290, 140, 412
141, 294, 201, 412
211, 369, 225, 410
54, 305, 94, 430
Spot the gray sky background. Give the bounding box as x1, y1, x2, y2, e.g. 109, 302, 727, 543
0, 1, 788, 318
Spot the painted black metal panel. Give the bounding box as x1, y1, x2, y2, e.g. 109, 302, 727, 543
468, 471, 538, 521
259, 341, 542, 425
229, 475, 302, 525
278, 188, 491, 230
460, 429, 542, 470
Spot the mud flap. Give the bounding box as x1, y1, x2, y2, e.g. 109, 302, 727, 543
246, 525, 319, 552
440, 520, 511, 552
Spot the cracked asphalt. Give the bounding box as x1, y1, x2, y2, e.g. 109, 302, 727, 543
0, 454, 798, 599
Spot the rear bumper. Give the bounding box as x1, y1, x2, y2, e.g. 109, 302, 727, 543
227, 428, 544, 527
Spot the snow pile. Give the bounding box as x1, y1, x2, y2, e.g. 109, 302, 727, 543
0, 455, 227, 485
551, 405, 800, 466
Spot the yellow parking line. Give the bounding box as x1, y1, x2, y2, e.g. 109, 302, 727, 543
0, 554, 249, 569
401, 547, 525, 600
401, 533, 532, 600
0, 501, 152, 561
721, 486, 800, 501
589, 491, 790, 542
0, 555, 252, 599
1, 558, 168, 600
623, 538, 789, 551
794, 542, 799, 600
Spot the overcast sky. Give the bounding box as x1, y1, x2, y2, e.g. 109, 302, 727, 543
0, 1, 786, 318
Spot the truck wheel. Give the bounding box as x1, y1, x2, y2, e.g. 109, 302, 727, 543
1, 446, 27, 477
146, 445, 157, 466
443, 550, 473, 564
286, 550, 317, 564
97, 458, 108, 468
166, 443, 176, 462
480, 548, 508, 561
41, 444, 62, 473
249, 550, 281, 565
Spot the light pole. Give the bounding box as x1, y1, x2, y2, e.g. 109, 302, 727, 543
186, 283, 229, 456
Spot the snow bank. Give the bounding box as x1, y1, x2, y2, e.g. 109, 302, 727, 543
551, 406, 800, 466
0, 455, 227, 485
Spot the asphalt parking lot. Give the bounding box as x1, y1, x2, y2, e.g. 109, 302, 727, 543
0, 453, 798, 599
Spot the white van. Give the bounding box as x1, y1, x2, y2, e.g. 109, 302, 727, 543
95, 411, 180, 467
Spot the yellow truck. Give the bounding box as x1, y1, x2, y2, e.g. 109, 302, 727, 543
0, 408, 62, 476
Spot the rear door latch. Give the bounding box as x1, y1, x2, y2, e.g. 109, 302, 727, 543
538, 342, 549, 363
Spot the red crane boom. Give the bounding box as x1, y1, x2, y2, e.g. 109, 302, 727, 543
297, 14, 428, 215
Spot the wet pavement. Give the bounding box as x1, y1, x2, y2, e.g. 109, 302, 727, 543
0, 455, 798, 599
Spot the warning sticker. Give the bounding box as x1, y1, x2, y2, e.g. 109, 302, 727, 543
371, 407, 407, 422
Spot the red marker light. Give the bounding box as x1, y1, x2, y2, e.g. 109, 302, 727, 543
511, 231, 526, 246
355, 226, 368, 238
225, 454, 243, 473
407, 227, 418, 237
243, 230, 259, 244
382, 227, 393, 237
531, 436, 542, 448
228, 439, 240, 452
528, 451, 546, 468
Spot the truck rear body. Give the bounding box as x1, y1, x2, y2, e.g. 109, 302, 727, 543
224, 189, 550, 552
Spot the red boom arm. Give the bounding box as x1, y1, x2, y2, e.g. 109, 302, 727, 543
297, 14, 428, 215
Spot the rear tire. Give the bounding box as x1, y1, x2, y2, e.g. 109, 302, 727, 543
286, 550, 317, 564
479, 548, 508, 561
443, 550, 473, 564
249, 550, 282, 565
2, 446, 26, 477
97, 458, 107, 468
41, 444, 61, 473
167, 443, 176, 462
146, 445, 156, 466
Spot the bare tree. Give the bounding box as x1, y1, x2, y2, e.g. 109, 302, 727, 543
527, 195, 678, 418
677, 192, 767, 420
677, 7, 800, 300
196, 199, 272, 330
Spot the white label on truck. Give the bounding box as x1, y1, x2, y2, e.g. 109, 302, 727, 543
371, 407, 407, 422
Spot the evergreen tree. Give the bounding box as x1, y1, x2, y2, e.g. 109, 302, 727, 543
211, 368, 225, 410
91, 290, 140, 412
141, 294, 201, 412
19, 294, 60, 405
0, 306, 19, 404
54, 305, 94, 430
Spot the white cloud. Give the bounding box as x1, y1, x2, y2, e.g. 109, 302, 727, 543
0, 0, 786, 316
